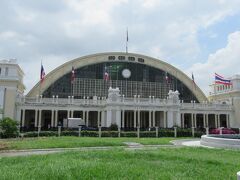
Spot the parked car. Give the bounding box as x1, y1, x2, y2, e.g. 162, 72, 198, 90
79, 125, 98, 131
209, 128, 236, 134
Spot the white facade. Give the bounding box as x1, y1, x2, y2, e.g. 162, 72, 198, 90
0, 53, 239, 129
0, 60, 24, 119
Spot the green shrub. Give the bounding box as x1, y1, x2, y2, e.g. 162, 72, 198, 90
0, 117, 19, 138
109, 124, 118, 131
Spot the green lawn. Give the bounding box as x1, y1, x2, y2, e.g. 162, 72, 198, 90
0, 147, 239, 179
0, 137, 179, 150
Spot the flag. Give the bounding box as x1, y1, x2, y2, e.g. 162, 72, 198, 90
192, 73, 196, 90
71, 66, 75, 83
40, 64, 45, 83
165, 72, 169, 83
215, 73, 232, 85
104, 66, 109, 81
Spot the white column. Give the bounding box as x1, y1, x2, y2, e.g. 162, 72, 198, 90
38, 110, 42, 127
138, 110, 140, 127
194, 114, 197, 128
134, 110, 136, 128
163, 111, 166, 128
218, 114, 220, 127
215, 114, 217, 128
181, 113, 184, 128
101, 111, 105, 127
55, 110, 58, 127
34, 110, 38, 127
167, 111, 173, 128
83, 111, 85, 122
122, 110, 125, 128
97, 111, 100, 127
22, 109, 25, 127
227, 114, 230, 128
206, 114, 209, 127
86, 111, 89, 126
149, 111, 152, 127
191, 113, 194, 127
153, 111, 156, 127
67, 110, 70, 119
116, 110, 121, 128
203, 114, 206, 128
51, 110, 54, 127
71, 110, 74, 118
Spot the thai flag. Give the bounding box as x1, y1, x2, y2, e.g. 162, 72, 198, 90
40, 64, 45, 83
215, 73, 232, 85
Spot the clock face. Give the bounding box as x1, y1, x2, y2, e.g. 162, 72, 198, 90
122, 69, 131, 78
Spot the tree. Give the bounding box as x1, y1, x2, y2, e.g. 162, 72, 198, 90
0, 117, 19, 138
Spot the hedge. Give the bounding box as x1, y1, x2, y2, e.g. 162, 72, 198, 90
20, 128, 204, 138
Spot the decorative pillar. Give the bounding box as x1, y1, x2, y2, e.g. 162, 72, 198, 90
149, 111, 152, 128
51, 110, 54, 127
38, 110, 42, 127
134, 110, 136, 128
101, 111, 105, 127
181, 113, 184, 128
227, 114, 230, 128
67, 110, 70, 119
194, 114, 197, 128
22, 109, 25, 127
206, 114, 209, 127
97, 111, 100, 127
116, 110, 121, 128
163, 111, 166, 128
34, 110, 38, 127
215, 114, 217, 128
83, 111, 85, 122
153, 111, 156, 127
191, 113, 194, 128
86, 111, 89, 127
55, 110, 58, 127
138, 110, 140, 128
122, 110, 125, 128
203, 114, 206, 128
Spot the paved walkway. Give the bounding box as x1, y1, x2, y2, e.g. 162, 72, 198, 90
0, 139, 203, 157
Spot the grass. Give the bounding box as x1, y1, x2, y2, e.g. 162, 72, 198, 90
0, 147, 239, 179
0, 137, 180, 150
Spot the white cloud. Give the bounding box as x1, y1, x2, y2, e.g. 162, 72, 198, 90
186, 31, 240, 95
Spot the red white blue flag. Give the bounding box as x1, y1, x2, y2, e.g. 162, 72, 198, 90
40, 64, 45, 83
215, 73, 232, 85
165, 72, 169, 83
104, 66, 109, 81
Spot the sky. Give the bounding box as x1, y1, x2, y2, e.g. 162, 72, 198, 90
0, 0, 240, 95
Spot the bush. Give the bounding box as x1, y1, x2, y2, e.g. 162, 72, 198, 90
109, 124, 118, 131
0, 117, 19, 138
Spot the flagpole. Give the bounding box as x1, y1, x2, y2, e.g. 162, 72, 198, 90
126, 28, 128, 54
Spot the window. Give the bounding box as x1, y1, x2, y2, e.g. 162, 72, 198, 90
108, 56, 115, 60
138, 58, 144, 63
118, 56, 125, 60
5, 67, 8, 76
128, 56, 135, 61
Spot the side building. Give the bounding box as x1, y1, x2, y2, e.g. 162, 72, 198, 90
0, 60, 25, 119
13, 52, 237, 130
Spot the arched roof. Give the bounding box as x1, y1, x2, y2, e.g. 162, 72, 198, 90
27, 52, 207, 102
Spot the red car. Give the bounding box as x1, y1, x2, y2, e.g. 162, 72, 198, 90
209, 128, 236, 134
